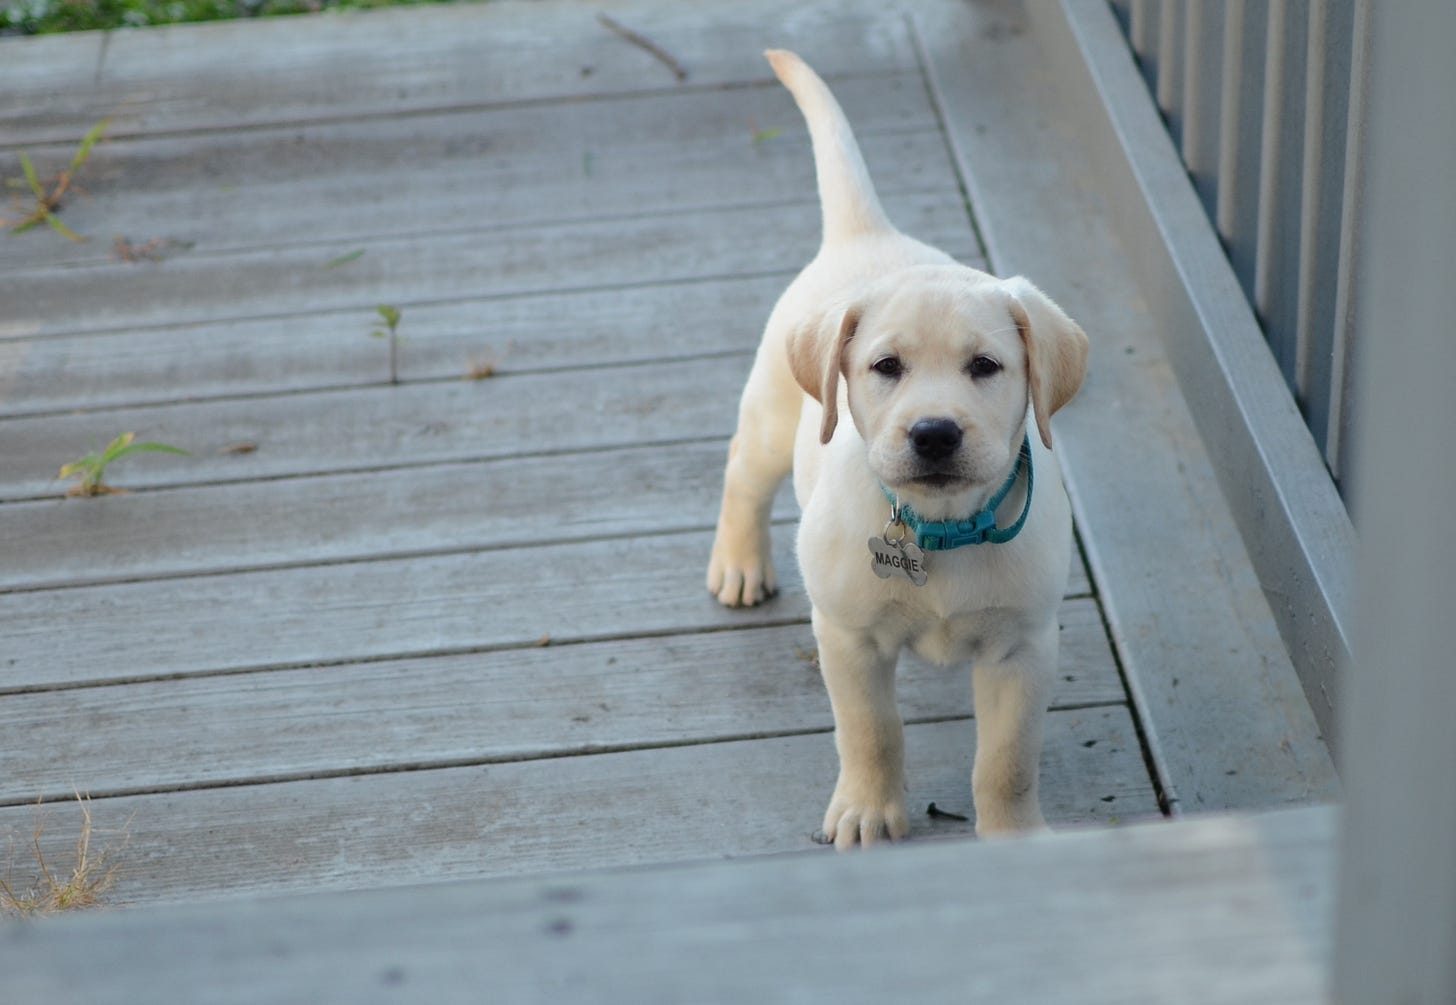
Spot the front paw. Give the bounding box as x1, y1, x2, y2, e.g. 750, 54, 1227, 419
817, 780, 908, 851
706, 527, 777, 608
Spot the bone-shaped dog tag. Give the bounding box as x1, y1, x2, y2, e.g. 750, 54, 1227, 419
868, 536, 929, 586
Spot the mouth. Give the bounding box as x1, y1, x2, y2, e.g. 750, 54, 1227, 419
904, 472, 970, 491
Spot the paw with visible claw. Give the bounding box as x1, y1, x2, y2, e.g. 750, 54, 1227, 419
815, 776, 908, 850
706, 527, 778, 607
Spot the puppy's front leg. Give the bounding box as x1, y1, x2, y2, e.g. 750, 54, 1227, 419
813, 613, 907, 849
970, 621, 1057, 836
707, 336, 800, 607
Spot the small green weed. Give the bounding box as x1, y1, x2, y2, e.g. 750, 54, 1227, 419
58, 432, 189, 497
372, 304, 403, 384
324, 248, 365, 269
3, 119, 108, 242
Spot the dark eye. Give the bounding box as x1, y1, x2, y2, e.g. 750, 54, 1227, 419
968, 355, 1001, 378
871, 356, 903, 378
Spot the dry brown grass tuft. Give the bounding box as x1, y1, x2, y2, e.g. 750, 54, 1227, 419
0, 793, 127, 917
466, 356, 498, 380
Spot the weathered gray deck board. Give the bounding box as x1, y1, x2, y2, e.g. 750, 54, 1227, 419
3, 191, 979, 340
1, 358, 749, 500
3, 600, 1121, 801
0, 443, 759, 589
0, 526, 806, 690
0, 523, 1089, 690
0, 0, 1158, 914
0, 275, 783, 417
0, 438, 1089, 594
3, 189, 978, 342
0, 711, 1157, 907
3, 806, 1333, 1005
0, 1, 920, 143
0, 76, 950, 272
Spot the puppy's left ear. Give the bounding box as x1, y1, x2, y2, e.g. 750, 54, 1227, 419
1003, 276, 1088, 449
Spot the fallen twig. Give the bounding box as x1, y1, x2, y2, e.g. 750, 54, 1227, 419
597, 13, 687, 81
112, 236, 191, 263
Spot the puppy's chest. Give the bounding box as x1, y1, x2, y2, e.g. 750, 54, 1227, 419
890, 602, 1013, 667
863, 547, 1031, 665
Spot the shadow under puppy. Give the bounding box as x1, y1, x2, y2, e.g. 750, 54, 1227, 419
707, 50, 1088, 849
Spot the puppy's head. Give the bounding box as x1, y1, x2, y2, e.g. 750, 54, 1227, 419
790, 267, 1087, 512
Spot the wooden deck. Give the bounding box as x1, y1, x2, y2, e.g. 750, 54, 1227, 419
0, 1, 1361, 999
0, 0, 1168, 908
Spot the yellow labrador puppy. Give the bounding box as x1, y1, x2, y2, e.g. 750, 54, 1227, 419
707, 51, 1088, 848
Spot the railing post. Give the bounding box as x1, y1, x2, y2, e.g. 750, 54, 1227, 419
1334, 2, 1456, 1001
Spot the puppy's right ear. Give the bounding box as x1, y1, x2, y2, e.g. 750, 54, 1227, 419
787, 306, 860, 444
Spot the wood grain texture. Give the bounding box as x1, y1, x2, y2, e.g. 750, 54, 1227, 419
1, 599, 1122, 801
0, 436, 1090, 596
1, 805, 1333, 1005
0, 711, 1160, 907
1, 357, 753, 500
0, 76, 949, 271
0, 275, 784, 418
0, 522, 1091, 691
0, 1, 920, 143
0, 273, 786, 419
0, 443, 764, 589
0, 0, 1160, 923
0, 526, 807, 690
0, 191, 980, 340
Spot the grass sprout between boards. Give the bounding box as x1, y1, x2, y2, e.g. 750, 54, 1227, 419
58, 432, 189, 497
3, 119, 108, 241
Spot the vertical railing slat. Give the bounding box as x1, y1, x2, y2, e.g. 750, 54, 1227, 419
1109, 0, 1132, 34
1296, 0, 1357, 471
1326, 0, 1373, 489
1129, 0, 1160, 92
1111, 0, 1365, 495
1254, 0, 1309, 388
1216, 0, 1268, 306
1181, 0, 1225, 219
1157, 0, 1185, 146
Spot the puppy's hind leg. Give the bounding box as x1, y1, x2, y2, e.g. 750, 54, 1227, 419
707, 327, 800, 607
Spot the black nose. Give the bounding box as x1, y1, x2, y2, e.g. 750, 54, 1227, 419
909, 418, 962, 460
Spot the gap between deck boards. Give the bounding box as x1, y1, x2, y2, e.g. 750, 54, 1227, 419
3, 597, 1120, 802
0, 0, 1164, 910
0, 73, 947, 273
0, 2, 924, 143
0, 711, 1159, 907
0, 525, 1093, 693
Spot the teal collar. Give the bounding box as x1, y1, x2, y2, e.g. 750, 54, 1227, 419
881, 435, 1034, 551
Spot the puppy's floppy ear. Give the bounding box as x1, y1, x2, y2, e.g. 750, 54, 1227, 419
1003, 276, 1088, 449
786, 305, 861, 444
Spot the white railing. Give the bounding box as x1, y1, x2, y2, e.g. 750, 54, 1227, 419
1049, 5, 1454, 997
1030, 1, 1359, 751
1112, 0, 1367, 487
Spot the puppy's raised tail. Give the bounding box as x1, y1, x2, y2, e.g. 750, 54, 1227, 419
766, 49, 894, 245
